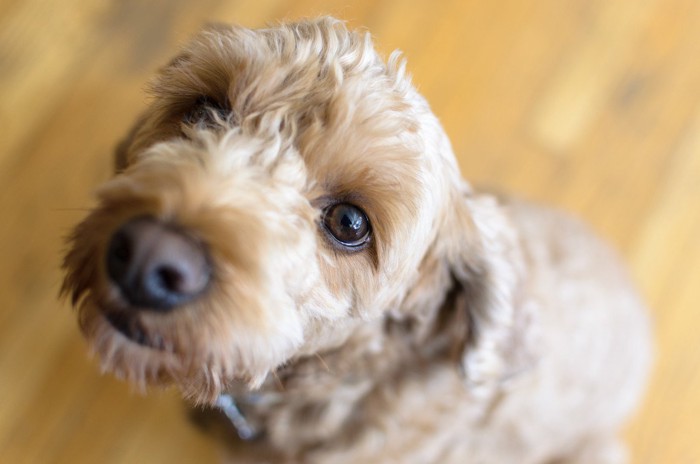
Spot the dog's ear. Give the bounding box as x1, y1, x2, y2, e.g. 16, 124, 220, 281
412, 191, 535, 398
114, 113, 150, 173
114, 128, 134, 173
113, 112, 173, 173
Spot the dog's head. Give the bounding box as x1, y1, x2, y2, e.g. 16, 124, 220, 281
63, 17, 526, 404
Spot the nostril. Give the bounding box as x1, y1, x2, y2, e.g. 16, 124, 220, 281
107, 229, 134, 284
112, 232, 132, 262
141, 261, 209, 311
156, 265, 184, 294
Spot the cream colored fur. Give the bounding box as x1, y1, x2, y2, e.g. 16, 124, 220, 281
62, 17, 652, 463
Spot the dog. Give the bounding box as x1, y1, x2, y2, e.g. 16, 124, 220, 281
62, 17, 652, 463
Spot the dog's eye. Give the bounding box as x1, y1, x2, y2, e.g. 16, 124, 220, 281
183, 96, 230, 126
322, 203, 371, 248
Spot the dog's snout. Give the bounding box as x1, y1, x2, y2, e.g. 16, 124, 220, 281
106, 217, 210, 311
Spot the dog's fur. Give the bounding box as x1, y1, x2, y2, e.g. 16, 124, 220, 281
62, 17, 651, 463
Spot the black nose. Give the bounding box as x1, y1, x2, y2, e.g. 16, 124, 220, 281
106, 217, 211, 311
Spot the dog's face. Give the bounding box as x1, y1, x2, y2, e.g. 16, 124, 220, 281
62, 18, 476, 403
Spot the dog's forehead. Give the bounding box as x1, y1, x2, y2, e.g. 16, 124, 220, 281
153, 20, 411, 134
153, 22, 431, 199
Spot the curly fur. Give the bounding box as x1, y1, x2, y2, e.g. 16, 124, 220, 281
62, 17, 651, 463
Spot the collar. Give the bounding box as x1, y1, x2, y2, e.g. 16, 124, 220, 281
215, 394, 259, 440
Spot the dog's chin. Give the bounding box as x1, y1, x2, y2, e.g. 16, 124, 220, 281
103, 310, 168, 351
76, 300, 182, 388
77, 300, 244, 404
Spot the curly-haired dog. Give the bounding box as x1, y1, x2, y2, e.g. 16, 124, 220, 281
62, 17, 652, 463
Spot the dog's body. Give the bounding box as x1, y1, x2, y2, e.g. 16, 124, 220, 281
63, 18, 651, 463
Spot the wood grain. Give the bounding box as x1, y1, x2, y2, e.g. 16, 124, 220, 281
1, 1, 698, 462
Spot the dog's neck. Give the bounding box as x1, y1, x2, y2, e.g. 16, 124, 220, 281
205, 279, 470, 456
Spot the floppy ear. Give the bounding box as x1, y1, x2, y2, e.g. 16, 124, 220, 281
113, 112, 158, 173
114, 127, 135, 173
437, 191, 535, 398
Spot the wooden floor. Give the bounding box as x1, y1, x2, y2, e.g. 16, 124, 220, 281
1, 0, 698, 462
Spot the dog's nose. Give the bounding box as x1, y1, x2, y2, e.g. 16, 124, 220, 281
106, 217, 210, 311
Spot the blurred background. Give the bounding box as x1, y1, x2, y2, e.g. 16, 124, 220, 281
1, 0, 698, 462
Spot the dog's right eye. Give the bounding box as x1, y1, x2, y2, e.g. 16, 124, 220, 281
322, 203, 371, 249
182, 96, 230, 126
